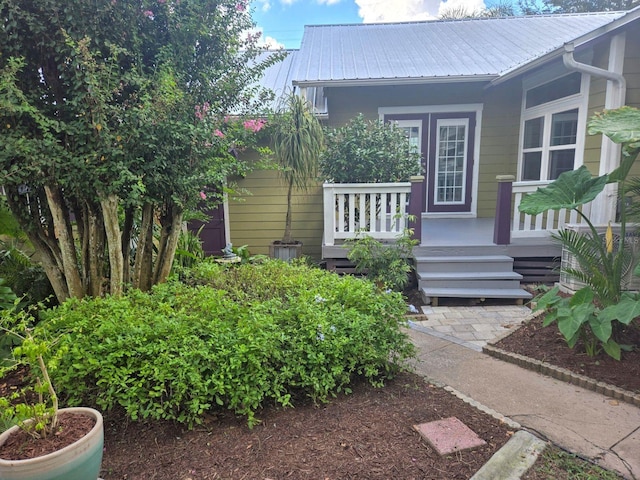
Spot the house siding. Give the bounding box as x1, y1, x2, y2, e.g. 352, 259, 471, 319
624, 25, 640, 179
325, 83, 487, 127
227, 160, 324, 260
477, 81, 521, 218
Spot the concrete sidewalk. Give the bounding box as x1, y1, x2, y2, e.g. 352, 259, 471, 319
408, 327, 640, 479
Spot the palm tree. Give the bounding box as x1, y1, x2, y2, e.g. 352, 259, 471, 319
272, 92, 324, 244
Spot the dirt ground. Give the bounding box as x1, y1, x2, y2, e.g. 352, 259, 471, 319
99, 371, 514, 480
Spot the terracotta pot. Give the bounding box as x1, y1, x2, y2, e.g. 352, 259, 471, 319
0, 407, 104, 480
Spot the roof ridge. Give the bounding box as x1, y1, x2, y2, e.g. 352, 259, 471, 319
302, 11, 625, 29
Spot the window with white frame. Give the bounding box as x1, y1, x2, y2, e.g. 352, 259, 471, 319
519, 72, 587, 181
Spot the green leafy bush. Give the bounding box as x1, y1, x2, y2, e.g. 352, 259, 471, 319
320, 114, 422, 183
38, 261, 415, 427
346, 229, 418, 291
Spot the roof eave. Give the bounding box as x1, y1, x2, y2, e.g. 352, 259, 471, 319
490, 6, 640, 88
293, 75, 497, 88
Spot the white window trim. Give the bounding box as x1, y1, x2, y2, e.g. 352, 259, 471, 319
434, 118, 469, 206
378, 104, 483, 218
517, 73, 590, 182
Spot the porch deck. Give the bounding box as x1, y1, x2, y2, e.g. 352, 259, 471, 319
419, 217, 561, 259
323, 217, 562, 259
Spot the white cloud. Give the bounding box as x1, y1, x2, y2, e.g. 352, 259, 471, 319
318, 0, 342, 4
262, 35, 286, 49
255, 0, 272, 11
354, 0, 486, 23
244, 27, 286, 49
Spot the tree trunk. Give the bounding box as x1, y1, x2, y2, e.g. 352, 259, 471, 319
83, 201, 107, 297
133, 203, 155, 291
283, 179, 294, 243
43, 184, 84, 299
100, 194, 124, 296
153, 202, 183, 285
5, 188, 70, 303
121, 207, 134, 285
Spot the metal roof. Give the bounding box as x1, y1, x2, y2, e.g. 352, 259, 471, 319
291, 12, 628, 86
251, 50, 298, 110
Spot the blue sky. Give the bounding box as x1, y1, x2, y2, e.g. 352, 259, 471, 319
250, 0, 490, 49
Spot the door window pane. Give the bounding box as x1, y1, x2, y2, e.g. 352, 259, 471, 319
401, 126, 420, 153
436, 124, 466, 204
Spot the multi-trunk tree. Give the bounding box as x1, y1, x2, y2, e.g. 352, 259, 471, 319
0, 0, 278, 302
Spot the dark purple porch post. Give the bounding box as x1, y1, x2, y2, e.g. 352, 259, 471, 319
493, 175, 514, 245
409, 175, 424, 243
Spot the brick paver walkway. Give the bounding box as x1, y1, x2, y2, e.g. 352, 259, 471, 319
409, 305, 532, 351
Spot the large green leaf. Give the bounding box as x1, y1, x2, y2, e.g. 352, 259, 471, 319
518, 166, 607, 215
598, 294, 640, 326
588, 106, 640, 156
557, 304, 592, 341
601, 338, 621, 361
588, 315, 612, 343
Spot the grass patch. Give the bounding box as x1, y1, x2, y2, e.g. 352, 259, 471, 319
525, 445, 624, 479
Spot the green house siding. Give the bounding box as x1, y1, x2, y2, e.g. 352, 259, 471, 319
625, 25, 640, 108
325, 83, 487, 126
228, 169, 323, 260
477, 81, 521, 218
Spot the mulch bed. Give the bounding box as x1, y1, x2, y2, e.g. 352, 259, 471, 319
99, 372, 514, 479
493, 312, 640, 394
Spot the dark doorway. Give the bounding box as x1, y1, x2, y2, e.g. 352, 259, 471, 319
189, 204, 226, 257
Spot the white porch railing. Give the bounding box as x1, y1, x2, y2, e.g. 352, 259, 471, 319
511, 180, 591, 238
323, 182, 411, 246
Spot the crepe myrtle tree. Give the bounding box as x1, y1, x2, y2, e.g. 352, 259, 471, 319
0, 0, 281, 302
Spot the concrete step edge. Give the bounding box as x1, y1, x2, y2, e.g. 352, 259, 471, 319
470, 430, 547, 480
421, 287, 533, 299
415, 255, 514, 263
417, 272, 523, 281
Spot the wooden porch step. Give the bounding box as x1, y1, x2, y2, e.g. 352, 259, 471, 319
415, 255, 515, 274
418, 271, 523, 290
421, 287, 532, 305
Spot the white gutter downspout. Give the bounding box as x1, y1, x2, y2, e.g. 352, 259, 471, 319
563, 36, 627, 224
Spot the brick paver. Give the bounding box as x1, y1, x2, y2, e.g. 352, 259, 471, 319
412, 305, 532, 348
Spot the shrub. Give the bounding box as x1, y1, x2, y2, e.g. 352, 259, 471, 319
38, 261, 415, 427
320, 114, 422, 183
346, 229, 418, 291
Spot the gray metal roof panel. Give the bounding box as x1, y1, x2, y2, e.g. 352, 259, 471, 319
292, 12, 626, 83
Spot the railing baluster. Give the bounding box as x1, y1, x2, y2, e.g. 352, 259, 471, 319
338, 193, 344, 233
348, 193, 355, 233
390, 193, 398, 232
359, 192, 367, 232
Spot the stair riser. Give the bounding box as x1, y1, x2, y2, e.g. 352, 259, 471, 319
420, 279, 523, 290
414, 246, 508, 257
417, 262, 514, 274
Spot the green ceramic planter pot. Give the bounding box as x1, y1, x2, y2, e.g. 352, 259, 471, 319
0, 407, 104, 480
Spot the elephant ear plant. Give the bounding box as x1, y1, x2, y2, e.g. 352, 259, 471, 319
519, 106, 640, 360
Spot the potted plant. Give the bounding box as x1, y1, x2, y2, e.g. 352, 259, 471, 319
0, 307, 104, 480
270, 92, 324, 260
